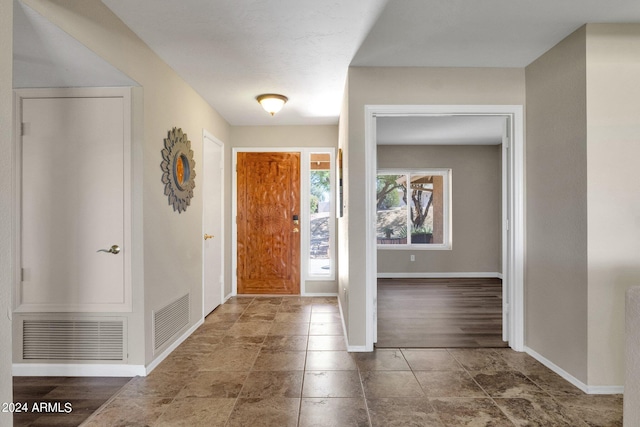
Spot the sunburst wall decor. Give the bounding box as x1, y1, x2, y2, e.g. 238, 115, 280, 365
161, 127, 196, 213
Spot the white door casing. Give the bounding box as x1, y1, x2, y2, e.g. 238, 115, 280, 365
231, 147, 336, 296
364, 105, 525, 352
202, 130, 224, 315
502, 117, 510, 342
16, 88, 132, 312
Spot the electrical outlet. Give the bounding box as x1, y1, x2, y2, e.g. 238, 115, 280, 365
410, 254, 415, 262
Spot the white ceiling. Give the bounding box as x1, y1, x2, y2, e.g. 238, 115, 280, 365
13, 0, 640, 127
13, 1, 137, 89
100, 0, 388, 126
377, 116, 506, 146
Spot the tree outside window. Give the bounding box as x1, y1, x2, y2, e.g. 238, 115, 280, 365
376, 170, 450, 248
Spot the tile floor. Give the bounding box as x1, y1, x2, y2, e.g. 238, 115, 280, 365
60, 296, 621, 426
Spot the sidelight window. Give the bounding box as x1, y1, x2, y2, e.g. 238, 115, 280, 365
306, 151, 335, 279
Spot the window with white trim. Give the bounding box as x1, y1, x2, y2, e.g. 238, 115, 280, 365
306, 151, 335, 278
376, 169, 451, 249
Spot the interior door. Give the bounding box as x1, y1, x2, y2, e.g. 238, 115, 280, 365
20, 93, 128, 311
237, 152, 300, 294
203, 133, 224, 314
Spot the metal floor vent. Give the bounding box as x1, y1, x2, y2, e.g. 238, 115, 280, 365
154, 293, 190, 352
23, 320, 124, 361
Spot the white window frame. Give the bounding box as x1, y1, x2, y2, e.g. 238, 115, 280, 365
377, 168, 452, 250
232, 147, 336, 295
304, 150, 336, 281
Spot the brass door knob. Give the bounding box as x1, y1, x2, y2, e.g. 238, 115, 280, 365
97, 245, 120, 254
204, 234, 214, 240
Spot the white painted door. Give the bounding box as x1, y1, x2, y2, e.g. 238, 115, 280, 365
20, 92, 129, 311
203, 133, 224, 315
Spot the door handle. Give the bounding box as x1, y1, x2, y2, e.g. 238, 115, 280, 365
97, 245, 120, 254
204, 234, 214, 240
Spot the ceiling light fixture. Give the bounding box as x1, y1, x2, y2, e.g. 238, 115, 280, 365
256, 94, 288, 116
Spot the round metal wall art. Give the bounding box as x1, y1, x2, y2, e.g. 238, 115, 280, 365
161, 127, 196, 213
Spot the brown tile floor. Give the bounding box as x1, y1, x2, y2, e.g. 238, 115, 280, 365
18, 296, 624, 426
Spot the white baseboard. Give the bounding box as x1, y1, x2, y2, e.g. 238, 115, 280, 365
337, 295, 347, 338
347, 345, 370, 352
13, 318, 205, 378
337, 293, 372, 352
378, 272, 503, 279
337, 295, 349, 346
12, 363, 146, 377
301, 293, 339, 297
587, 385, 625, 394
146, 318, 204, 375
525, 346, 624, 395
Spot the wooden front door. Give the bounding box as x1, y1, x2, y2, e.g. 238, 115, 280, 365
237, 152, 300, 294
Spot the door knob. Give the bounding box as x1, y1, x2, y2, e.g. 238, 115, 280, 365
204, 234, 214, 240
97, 245, 120, 254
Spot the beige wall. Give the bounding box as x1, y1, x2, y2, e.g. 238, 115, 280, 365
625, 287, 640, 425
346, 67, 525, 347
525, 27, 589, 384
526, 24, 640, 388
586, 24, 640, 386
337, 84, 350, 329
22, 0, 231, 366
229, 125, 339, 295
1, 0, 14, 421
377, 145, 502, 275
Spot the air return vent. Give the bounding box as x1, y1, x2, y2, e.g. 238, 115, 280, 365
23, 320, 124, 361
154, 293, 190, 352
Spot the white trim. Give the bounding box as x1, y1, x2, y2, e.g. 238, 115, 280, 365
525, 346, 624, 395
376, 168, 452, 250
146, 318, 204, 375
13, 87, 133, 313
338, 292, 349, 346
13, 363, 146, 377
232, 147, 337, 296
300, 293, 339, 297
12, 317, 206, 378
364, 104, 525, 353
587, 386, 625, 395
202, 129, 225, 316
501, 119, 509, 342
347, 345, 370, 352
378, 272, 503, 279
365, 113, 377, 348
304, 149, 336, 282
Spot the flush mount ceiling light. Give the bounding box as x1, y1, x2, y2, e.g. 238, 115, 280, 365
256, 94, 288, 116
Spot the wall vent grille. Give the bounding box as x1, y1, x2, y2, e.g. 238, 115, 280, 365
23, 320, 124, 361
154, 293, 190, 352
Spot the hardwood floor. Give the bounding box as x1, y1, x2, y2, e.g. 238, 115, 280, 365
12, 376, 131, 426
376, 278, 508, 348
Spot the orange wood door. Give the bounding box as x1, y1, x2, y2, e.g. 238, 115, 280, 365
237, 152, 300, 294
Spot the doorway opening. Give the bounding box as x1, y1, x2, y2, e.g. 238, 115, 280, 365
364, 105, 525, 352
